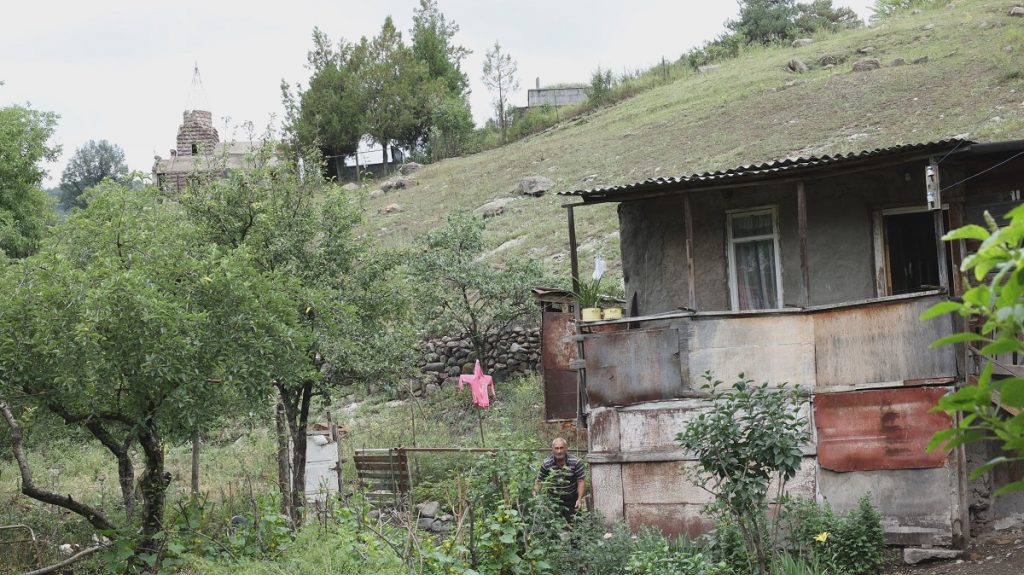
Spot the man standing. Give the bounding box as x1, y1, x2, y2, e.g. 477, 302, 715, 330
534, 437, 585, 521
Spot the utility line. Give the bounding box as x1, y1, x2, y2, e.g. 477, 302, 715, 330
940, 149, 1024, 193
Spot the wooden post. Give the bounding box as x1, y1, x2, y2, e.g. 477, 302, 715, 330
797, 181, 810, 305
567, 205, 580, 295
477, 410, 486, 447
190, 429, 200, 497
935, 209, 950, 291
327, 412, 344, 500
567, 205, 585, 424
948, 202, 966, 297
683, 195, 697, 310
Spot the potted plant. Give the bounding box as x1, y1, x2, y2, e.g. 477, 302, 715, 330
576, 256, 605, 321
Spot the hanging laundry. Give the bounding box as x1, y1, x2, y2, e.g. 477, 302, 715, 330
458, 360, 495, 408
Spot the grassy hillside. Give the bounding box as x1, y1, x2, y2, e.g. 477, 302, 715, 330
364, 0, 1024, 280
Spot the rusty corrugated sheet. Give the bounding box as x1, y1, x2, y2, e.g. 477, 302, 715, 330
815, 387, 952, 472
542, 310, 578, 420
584, 327, 683, 407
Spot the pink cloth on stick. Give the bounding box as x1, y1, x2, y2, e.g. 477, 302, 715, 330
458, 360, 495, 408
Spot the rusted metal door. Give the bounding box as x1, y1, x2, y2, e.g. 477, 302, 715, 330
542, 309, 578, 420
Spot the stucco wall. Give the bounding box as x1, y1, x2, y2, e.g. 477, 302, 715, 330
617, 164, 933, 314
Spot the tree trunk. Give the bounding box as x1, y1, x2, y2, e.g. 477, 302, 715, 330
137, 426, 170, 557
334, 156, 344, 183
275, 399, 294, 521
116, 444, 136, 521
276, 380, 314, 525
289, 380, 314, 518
381, 141, 390, 165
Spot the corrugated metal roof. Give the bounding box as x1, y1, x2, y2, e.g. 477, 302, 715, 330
560, 139, 972, 202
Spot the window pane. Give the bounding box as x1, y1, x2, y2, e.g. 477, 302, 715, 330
732, 212, 774, 238
734, 239, 778, 310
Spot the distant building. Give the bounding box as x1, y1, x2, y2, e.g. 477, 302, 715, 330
527, 87, 588, 108
152, 109, 270, 193
526, 77, 588, 108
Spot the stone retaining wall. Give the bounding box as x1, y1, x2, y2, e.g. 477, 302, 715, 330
411, 327, 542, 396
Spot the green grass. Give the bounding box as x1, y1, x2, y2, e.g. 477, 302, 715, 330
362, 0, 1024, 279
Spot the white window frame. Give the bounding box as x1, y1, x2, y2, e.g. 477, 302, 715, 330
726, 206, 784, 311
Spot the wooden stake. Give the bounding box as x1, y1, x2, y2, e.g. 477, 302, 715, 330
190, 428, 200, 497
477, 409, 486, 447
328, 412, 344, 500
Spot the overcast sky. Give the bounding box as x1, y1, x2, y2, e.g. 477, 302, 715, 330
1, 0, 874, 185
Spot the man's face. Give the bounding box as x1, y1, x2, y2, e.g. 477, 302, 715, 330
551, 441, 567, 462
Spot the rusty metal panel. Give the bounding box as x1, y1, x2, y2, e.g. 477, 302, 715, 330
815, 387, 952, 472
542, 310, 578, 420
623, 503, 715, 539
584, 327, 683, 407
818, 467, 954, 545
814, 295, 956, 389
689, 315, 815, 388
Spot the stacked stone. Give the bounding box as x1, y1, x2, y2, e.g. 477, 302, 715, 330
176, 110, 219, 156
412, 327, 542, 397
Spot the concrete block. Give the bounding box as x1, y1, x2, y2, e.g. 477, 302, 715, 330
903, 547, 961, 564
818, 467, 953, 545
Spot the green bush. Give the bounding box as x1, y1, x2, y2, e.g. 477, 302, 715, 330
778, 496, 885, 575
625, 528, 728, 575
676, 373, 808, 575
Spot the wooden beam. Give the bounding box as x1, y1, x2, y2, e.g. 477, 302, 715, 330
683, 195, 697, 310
566, 205, 585, 424
797, 181, 810, 305
567, 205, 580, 295
934, 209, 949, 291
948, 202, 966, 298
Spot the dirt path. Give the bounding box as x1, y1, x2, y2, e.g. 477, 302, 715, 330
882, 530, 1024, 575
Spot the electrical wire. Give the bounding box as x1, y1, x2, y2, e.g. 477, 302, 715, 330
940, 149, 1024, 193
935, 139, 967, 165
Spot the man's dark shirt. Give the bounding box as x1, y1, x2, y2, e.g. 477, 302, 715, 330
537, 454, 585, 502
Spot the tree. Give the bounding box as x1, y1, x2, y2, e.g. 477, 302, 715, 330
412, 212, 543, 365
0, 182, 312, 562
282, 28, 366, 180
411, 0, 470, 98
58, 139, 128, 210
360, 17, 430, 164
923, 207, 1024, 494
411, 0, 474, 159
728, 0, 797, 45
482, 42, 518, 144
0, 104, 58, 257
180, 144, 417, 519
793, 0, 861, 34
870, 0, 935, 20
675, 374, 808, 575
425, 92, 474, 161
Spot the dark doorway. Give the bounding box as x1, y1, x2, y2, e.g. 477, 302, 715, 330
884, 211, 940, 294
